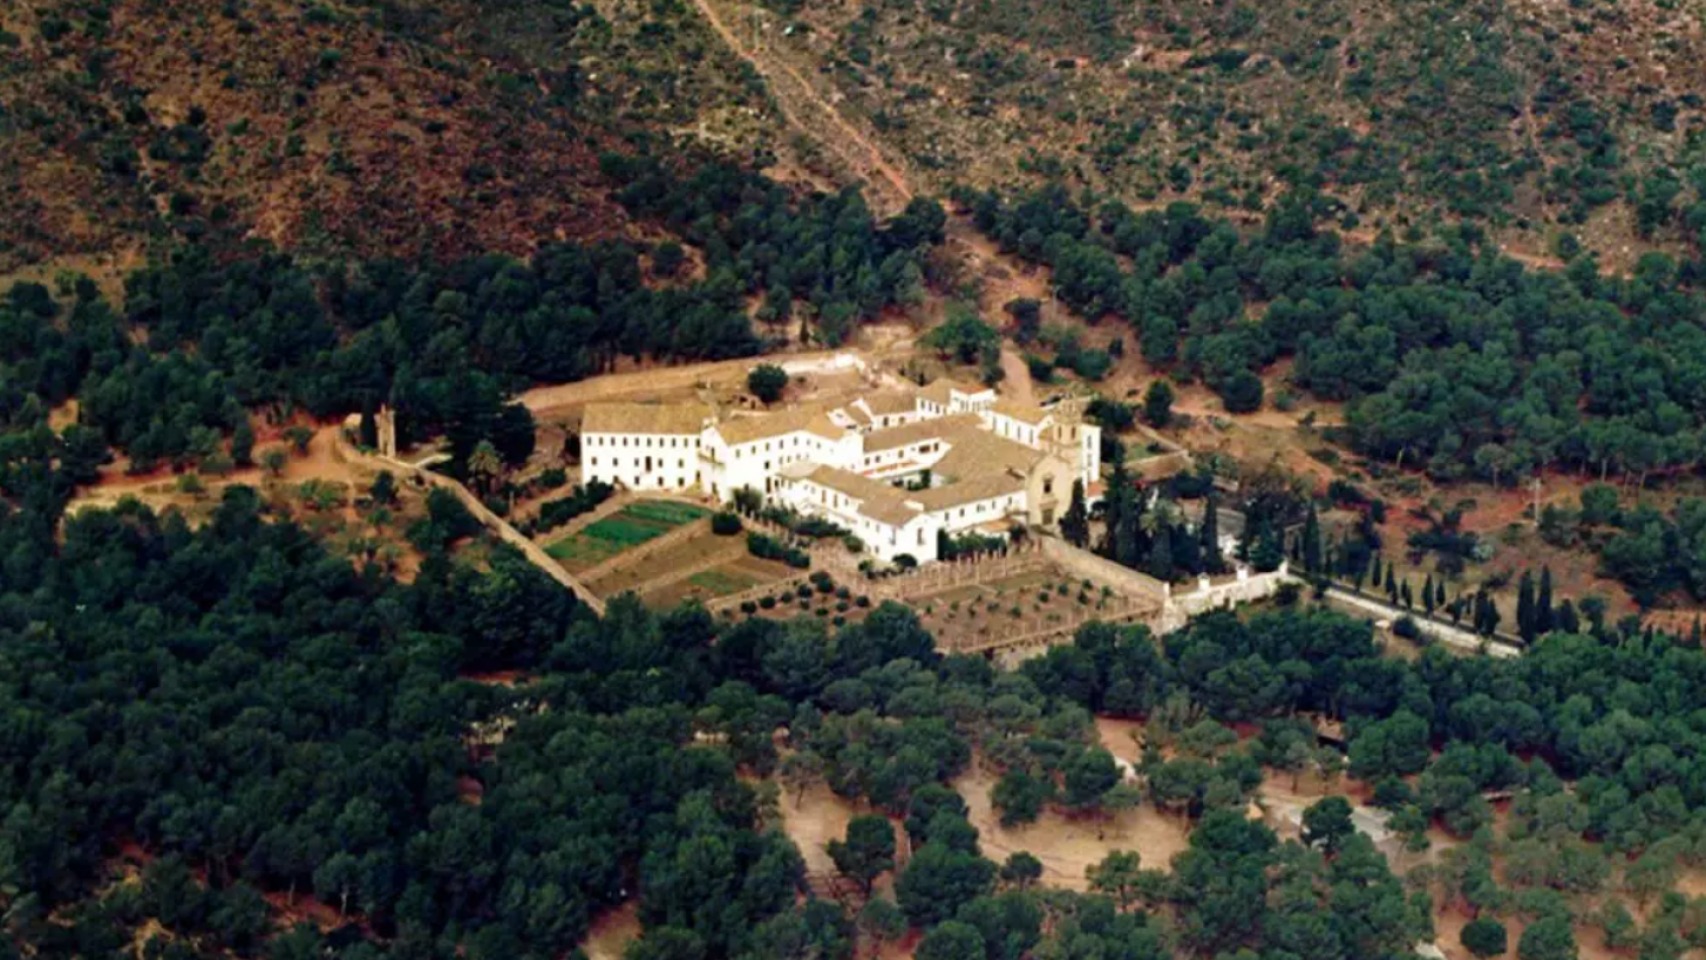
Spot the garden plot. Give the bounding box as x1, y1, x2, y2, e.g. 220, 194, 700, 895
544, 500, 709, 573
642, 554, 799, 608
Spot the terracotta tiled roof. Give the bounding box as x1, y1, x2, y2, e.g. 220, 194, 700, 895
714, 407, 848, 445
932, 427, 1047, 478
582, 402, 711, 435
863, 414, 980, 453
798, 465, 922, 526
859, 389, 919, 416
990, 397, 1052, 426
911, 471, 1027, 510
919, 378, 992, 405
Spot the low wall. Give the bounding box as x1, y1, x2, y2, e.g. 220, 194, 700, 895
1037, 536, 1171, 604
1169, 565, 1296, 618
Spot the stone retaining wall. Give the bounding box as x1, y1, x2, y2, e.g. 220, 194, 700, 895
1037, 536, 1171, 603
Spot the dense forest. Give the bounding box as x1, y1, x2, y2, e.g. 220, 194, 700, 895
0, 163, 941, 481
964, 184, 1706, 486
15, 454, 1706, 958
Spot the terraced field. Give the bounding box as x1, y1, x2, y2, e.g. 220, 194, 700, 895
544, 501, 711, 573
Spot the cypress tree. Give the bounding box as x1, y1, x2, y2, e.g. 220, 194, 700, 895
1422, 574, 1435, 616
1115, 493, 1141, 569
1384, 565, 1397, 601
1557, 599, 1579, 633
1200, 492, 1223, 573
1302, 503, 1322, 574
1099, 455, 1132, 558
1400, 580, 1413, 608
1061, 479, 1090, 548
1536, 565, 1554, 633
1370, 554, 1382, 587
1434, 579, 1446, 609
359, 395, 379, 450
1175, 523, 1201, 574
1147, 525, 1175, 581
1517, 570, 1536, 642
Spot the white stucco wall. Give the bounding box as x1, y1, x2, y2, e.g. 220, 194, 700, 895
583, 432, 702, 490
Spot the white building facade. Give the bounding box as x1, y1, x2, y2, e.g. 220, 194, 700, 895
580, 403, 710, 491
580, 375, 1103, 565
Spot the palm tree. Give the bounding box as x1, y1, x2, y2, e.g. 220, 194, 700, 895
1139, 498, 1175, 538
468, 440, 503, 496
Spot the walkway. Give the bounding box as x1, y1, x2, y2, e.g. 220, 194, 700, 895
335, 434, 608, 615
1323, 585, 1520, 659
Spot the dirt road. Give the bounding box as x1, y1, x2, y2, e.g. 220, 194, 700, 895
684, 0, 913, 214
517, 352, 840, 417
1000, 348, 1035, 404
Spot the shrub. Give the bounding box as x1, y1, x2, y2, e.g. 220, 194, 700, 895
748, 531, 810, 568
711, 511, 743, 535
759, 596, 777, 610
1392, 616, 1422, 641
1218, 370, 1264, 413
855, 595, 871, 608
1462, 918, 1508, 959
536, 480, 615, 532
740, 601, 758, 615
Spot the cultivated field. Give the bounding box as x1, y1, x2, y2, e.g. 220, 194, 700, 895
544, 501, 710, 573
641, 553, 800, 608
909, 567, 1127, 652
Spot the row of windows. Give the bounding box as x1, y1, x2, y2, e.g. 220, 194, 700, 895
587, 458, 690, 470
586, 434, 698, 449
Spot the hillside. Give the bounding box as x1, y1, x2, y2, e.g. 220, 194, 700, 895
0, 0, 776, 277
729, 0, 1706, 271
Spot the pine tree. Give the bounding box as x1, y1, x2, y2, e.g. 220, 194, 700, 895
1061, 479, 1090, 548
1517, 570, 1536, 642
1536, 565, 1554, 633
1252, 525, 1284, 572
1200, 492, 1223, 574
1302, 503, 1322, 574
